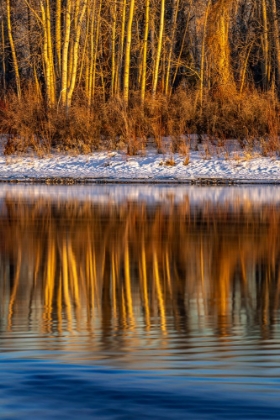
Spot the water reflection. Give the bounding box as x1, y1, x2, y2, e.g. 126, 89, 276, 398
1, 186, 280, 349
2, 186, 280, 418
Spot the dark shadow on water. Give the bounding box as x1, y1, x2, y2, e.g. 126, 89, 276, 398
1, 360, 280, 420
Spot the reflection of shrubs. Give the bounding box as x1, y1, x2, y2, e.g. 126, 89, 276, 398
1, 85, 280, 156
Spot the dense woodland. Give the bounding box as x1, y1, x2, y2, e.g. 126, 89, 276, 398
1, 0, 280, 153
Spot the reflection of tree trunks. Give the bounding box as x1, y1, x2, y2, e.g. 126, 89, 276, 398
8, 248, 22, 330
153, 251, 166, 333
43, 237, 55, 332
140, 244, 150, 329
1, 197, 280, 340
124, 244, 135, 326
101, 253, 112, 346
60, 238, 73, 331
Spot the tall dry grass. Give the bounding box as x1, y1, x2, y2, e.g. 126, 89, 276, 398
1, 85, 280, 156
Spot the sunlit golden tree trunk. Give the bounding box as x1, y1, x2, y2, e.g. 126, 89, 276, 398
67, 0, 88, 107
1, 17, 6, 96
116, 0, 127, 95
55, 0, 62, 75
200, 0, 211, 107
261, 0, 270, 90
152, 0, 165, 96
6, 0, 21, 99
41, 0, 56, 106
140, 0, 150, 103
206, 0, 235, 94
60, 0, 72, 108
164, 0, 179, 96
111, 0, 117, 95
85, 0, 99, 106
271, 0, 280, 96
123, 0, 135, 105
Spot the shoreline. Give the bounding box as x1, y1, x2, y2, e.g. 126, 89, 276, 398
1, 176, 280, 185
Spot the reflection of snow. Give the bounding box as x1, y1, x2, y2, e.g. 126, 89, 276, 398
1, 184, 280, 209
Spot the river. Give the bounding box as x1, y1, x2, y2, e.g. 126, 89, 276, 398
0, 184, 280, 419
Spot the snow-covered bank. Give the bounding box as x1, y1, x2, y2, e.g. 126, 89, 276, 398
1, 149, 280, 183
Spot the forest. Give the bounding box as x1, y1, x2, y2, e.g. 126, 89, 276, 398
1, 0, 280, 153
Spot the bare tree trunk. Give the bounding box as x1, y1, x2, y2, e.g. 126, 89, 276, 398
55, 0, 62, 75
123, 0, 135, 105
140, 0, 150, 103
41, 3, 53, 106
171, 0, 192, 88
261, 0, 270, 90
116, 0, 127, 95
67, 0, 88, 107
206, 0, 235, 94
200, 0, 211, 107
152, 0, 165, 96
6, 0, 21, 99
111, 0, 117, 95
164, 0, 179, 96
61, 0, 72, 108
1, 19, 6, 97
271, 0, 280, 96
45, 0, 56, 104
91, 0, 102, 102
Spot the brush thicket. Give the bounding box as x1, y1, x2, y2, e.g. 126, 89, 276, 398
1, 85, 280, 156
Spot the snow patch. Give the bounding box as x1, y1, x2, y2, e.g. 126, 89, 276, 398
1, 149, 280, 182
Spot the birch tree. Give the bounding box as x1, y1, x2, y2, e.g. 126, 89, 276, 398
123, 0, 135, 104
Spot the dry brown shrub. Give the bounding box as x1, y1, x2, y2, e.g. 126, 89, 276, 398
178, 140, 190, 156
2, 87, 102, 154
198, 88, 279, 141
144, 93, 168, 152
2, 84, 280, 157
48, 101, 102, 153
165, 156, 176, 166
2, 86, 49, 155
183, 155, 190, 165
100, 94, 148, 154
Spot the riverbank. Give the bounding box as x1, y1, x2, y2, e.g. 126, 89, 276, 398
1, 148, 280, 184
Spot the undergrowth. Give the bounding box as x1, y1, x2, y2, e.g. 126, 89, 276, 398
1, 86, 280, 156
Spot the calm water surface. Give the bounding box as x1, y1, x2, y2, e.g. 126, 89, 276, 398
1, 185, 280, 419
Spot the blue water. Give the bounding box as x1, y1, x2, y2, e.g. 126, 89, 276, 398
1, 185, 280, 419
1, 357, 280, 419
